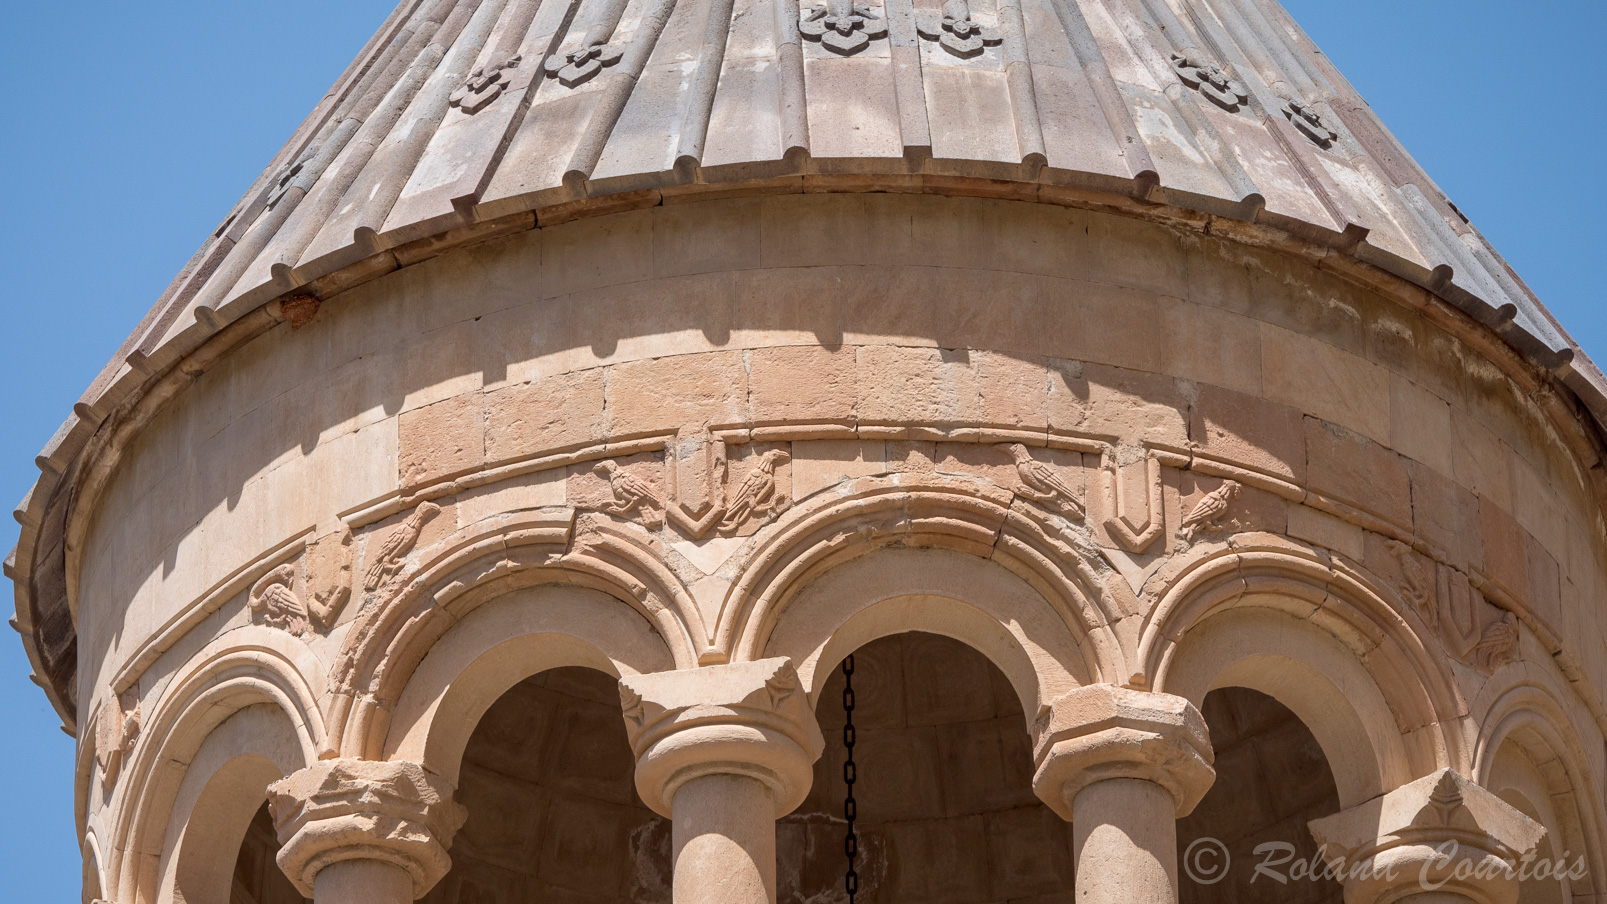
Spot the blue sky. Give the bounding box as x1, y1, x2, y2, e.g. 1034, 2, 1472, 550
0, 0, 1601, 897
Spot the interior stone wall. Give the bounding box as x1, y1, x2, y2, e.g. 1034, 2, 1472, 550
231, 803, 309, 904
784, 632, 1076, 904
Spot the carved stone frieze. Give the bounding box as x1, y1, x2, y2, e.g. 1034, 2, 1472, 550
452, 52, 523, 113
1384, 538, 1433, 621
1434, 562, 1520, 673
999, 443, 1084, 520
1178, 480, 1240, 538
95, 693, 140, 788
719, 448, 791, 531
582, 439, 791, 539
1169, 54, 1248, 112
799, 0, 890, 56
915, 0, 1001, 57
545, 25, 624, 87
363, 502, 441, 594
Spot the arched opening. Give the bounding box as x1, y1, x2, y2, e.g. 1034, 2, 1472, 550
231, 802, 307, 904
1176, 687, 1341, 904
420, 666, 671, 903
780, 632, 1075, 904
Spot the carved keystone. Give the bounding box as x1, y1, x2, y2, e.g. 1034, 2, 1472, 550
1030, 685, 1215, 821
267, 759, 467, 899
1308, 769, 1545, 904
620, 658, 825, 818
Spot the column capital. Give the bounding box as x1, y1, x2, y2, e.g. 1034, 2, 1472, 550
267, 758, 467, 900
620, 657, 825, 819
1307, 769, 1545, 904
1030, 684, 1215, 820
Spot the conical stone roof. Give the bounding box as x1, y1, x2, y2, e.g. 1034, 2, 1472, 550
12, 0, 1606, 726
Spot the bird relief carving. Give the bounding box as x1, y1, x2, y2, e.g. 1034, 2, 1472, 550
586, 441, 792, 540
915, 0, 1001, 58
1170, 54, 1248, 112
247, 525, 355, 637
1284, 98, 1337, 148
1434, 563, 1519, 673
998, 444, 1084, 520
799, 0, 889, 56
546, 24, 625, 87
452, 52, 523, 113
96, 694, 141, 788
250, 565, 310, 636
1178, 480, 1240, 539
363, 502, 441, 596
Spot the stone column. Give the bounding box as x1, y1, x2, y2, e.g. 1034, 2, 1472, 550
1308, 769, 1545, 904
620, 658, 825, 904
267, 758, 467, 904
1030, 685, 1216, 904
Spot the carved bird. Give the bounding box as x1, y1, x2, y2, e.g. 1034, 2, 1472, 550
1000, 444, 1084, 520
1473, 612, 1519, 671
594, 461, 662, 515
719, 450, 791, 531
249, 564, 309, 636
1180, 481, 1241, 536
363, 502, 441, 592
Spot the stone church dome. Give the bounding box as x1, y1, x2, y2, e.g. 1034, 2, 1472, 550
13, 1, 1607, 902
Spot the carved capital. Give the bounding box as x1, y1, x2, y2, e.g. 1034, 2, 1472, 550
620, 658, 825, 819
267, 759, 467, 899
1307, 769, 1545, 904
1030, 685, 1215, 821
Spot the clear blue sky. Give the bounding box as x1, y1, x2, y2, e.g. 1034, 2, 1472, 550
0, 1, 1601, 897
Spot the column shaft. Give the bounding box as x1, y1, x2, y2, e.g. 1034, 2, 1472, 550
313, 859, 414, 904
672, 773, 778, 904
1071, 778, 1180, 904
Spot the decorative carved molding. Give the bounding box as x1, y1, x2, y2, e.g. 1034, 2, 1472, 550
1103, 453, 1164, 553
1434, 563, 1520, 673
452, 52, 523, 113
267, 759, 467, 899
1169, 54, 1248, 112
1284, 98, 1337, 148
1000, 444, 1084, 520
799, 0, 890, 56
1385, 538, 1433, 621
915, 0, 1001, 57
545, 25, 623, 87
1178, 480, 1240, 539
250, 564, 310, 636
1308, 769, 1544, 904
586, 441, 791, 539
619, 658, 825, 818
363, 502, 440, 594
95, 693, 140, 788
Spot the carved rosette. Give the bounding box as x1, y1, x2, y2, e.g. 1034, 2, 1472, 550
451, 52, 523, 113
1308, 769, 1545, 904
1284, 98, 1338, 148
619, 658, 825, 818
546, 25, 624, 87
915, 0, 1001, 57
1169, 53, 1248, 112
1030, 684, 1216, 820
267, 759, 468, 899
799, 0, 890, 56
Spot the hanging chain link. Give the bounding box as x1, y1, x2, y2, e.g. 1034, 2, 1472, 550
842, 655, 859, 904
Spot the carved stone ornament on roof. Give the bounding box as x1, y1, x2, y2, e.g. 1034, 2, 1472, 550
915, 0, 1001, 58
799, 0, 890, 56
545, 25, 624, 87
1284, 98, 1337, 148
451, 52, 523, 114
266, 149, 314, 209
1169, 53, 1248, 112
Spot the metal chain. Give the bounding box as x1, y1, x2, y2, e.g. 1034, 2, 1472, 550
842, 655, 859, 904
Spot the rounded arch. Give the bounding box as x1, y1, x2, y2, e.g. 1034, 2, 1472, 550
1472, 669, 1606, 895
81, 833, 104, 904
157, 704, 305, 904
1143, 540, 1464, 806
329, 514, 699, 759
724, 481, 1122, 689
107, 628, 324, 904
382, 583, 677, 782
760, 546, 1092, 723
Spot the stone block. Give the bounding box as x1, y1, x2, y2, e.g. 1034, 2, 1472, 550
607, 352, 748, 435
651, 198, 764, 279
1262, 323, 1391, 444
399, 392, 485, 488
484, 369, 608, 464
748, 345, 856, 425
541, 208, 655, 299
402, 319, 484, 413
791, 440, 888, 499
1189, 384, 1305, 482
1388, 374, 1453, 477
1159, 301, 1262, 396
983, 806, 1074, 900
1407, 460, 1484, 571
1286, 504, 1364, 562
975, 352, 1049, 428
856, 346, 981, 425
1479, 499, 1527, 601
1303, 418, 1410, 529
457, 469, 567, 527
1083, 364, 1190, 445
1450, 409, 1513, 512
